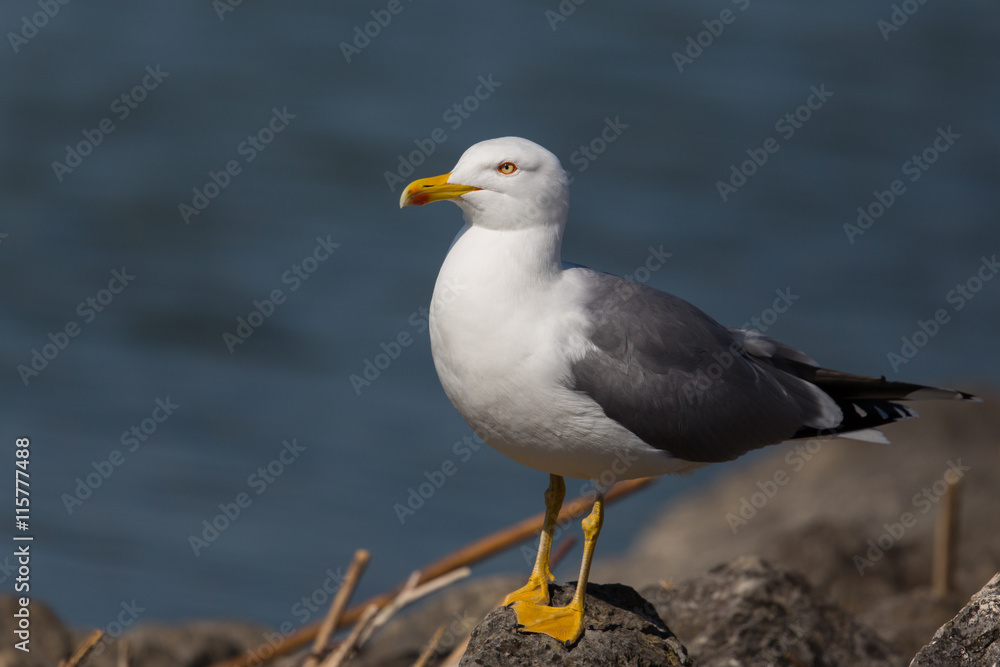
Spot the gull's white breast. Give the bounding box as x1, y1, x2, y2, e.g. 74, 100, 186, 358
428, 224, 692, 480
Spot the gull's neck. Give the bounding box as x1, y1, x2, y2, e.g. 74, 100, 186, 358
445, 223, 565, 289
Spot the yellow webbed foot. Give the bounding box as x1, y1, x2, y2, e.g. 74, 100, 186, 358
502, 573, 553, 607
510, 599, 585, 645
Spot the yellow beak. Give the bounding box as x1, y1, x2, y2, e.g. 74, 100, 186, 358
399, 172, 480, 208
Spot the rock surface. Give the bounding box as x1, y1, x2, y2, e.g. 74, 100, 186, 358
460, 581, 690, 667
0, 597, 74, 667
4, 399, 996, 666
94, 620, 280, 667
596, 396, 1000, 658
910, 572, 1000, 667
642, 555, 902, 666
0, 599, 284, 667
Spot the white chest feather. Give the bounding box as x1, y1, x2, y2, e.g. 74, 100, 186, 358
427, 225, 686, 480
429, 226, 582, 420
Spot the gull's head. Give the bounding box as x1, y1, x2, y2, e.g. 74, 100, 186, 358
399, 137, 569, 231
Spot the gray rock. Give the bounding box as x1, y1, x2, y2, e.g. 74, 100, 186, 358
910, 573, 1000, 667
117, 620, 276, 667
0, 596, 74, 667
460, 581, 691, 667
69, 618, 282, 667
642, 555, 903, 667
598, 397, 1000, 659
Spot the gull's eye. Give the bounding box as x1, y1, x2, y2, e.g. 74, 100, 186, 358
498, 162, 517, 175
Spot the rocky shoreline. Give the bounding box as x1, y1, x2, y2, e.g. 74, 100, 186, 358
4, 391, 997, 666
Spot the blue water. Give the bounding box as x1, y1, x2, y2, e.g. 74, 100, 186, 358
1, 1, 998, 630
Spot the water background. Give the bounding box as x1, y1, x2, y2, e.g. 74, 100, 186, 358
1, 1, 998, 629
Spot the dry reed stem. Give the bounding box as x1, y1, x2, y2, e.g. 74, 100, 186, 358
213, 476, 656, 667
359, 568, 471, 648
305, 549, 371, 667
61, 629, 104, 667
410, 624, 446, 667
318, 603, 379, 667
116, 639, 130, 667
548, 533, 577, 569
932, 475, 961, 596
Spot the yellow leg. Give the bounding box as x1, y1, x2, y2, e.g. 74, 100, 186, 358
503, 474, 565, 606
510, 492, 604, 645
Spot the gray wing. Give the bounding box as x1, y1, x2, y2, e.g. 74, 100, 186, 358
568, 270, 838, 463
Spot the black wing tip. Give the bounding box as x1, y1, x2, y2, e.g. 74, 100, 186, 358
793, 399, 918, 442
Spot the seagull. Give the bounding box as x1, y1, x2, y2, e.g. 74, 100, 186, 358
399, 136, 977, 644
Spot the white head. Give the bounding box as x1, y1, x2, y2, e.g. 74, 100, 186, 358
399, 137, 570, 232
